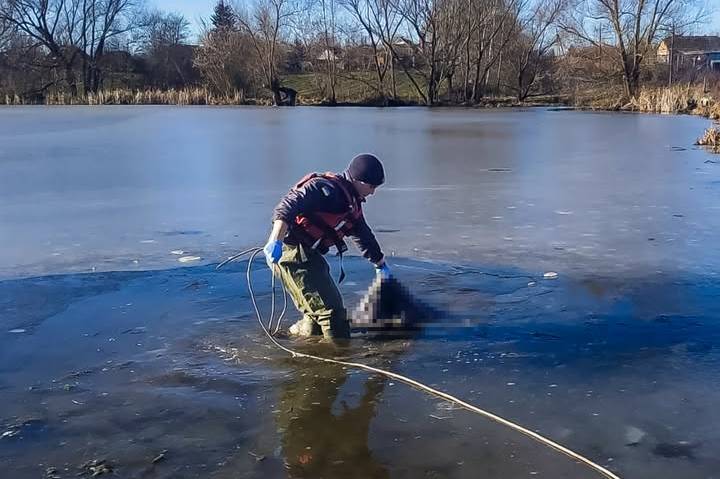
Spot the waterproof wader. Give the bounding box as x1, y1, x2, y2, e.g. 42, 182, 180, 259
275, 243, 350, 339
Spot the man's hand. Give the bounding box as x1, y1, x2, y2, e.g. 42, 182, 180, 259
264, 220, 289, 268
264, 239, 283, 268
376, 262, 391, 279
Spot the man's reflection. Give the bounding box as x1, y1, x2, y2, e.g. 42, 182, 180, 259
276, 361, 389, 479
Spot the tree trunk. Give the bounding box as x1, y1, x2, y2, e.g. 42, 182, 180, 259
371, 45, 386, 103
427, 64, 437, 106
483, 32, 494, 94
622, 59, 639, 98
82, 57, 89, 95
471, 24, 486, 103
495, 50, 502, 94
390, 56, 397, 100
330, 57, 337, 104
517, 71, 524, 101
65, 64, 78, 97
463, 34, 471, 102
89, 40, 107, 93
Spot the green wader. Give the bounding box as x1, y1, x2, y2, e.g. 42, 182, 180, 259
275, 243, 350, 339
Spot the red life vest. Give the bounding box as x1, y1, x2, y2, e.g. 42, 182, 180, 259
291, 172, 362, 255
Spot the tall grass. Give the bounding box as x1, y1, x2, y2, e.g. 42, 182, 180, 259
696, 127, 720, 151
632, 84, 720, 117
0, 87, 270, 106
52, 88, 256, 105
633, 85, 690, 113
3, 94, 24, 105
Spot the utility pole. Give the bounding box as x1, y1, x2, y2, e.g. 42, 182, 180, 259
668, 24, 675, 87
598, 25, 602, 70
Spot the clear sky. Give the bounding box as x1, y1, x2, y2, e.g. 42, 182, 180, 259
709, 11, 720, 35
150, 0, 216, 40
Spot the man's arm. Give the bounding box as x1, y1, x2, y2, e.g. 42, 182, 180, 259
267, 219, 288, 243
348, 214, 385, 267
265, 181, 325, 264
271, 180, 327, 227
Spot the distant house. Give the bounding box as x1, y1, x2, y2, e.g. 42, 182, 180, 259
337, 44, 375, 71
317, 49, 339, 62
346, 40, 416, 70
657, 36, 720, 70
392, 38, 417, 68
314, 48, 345, 70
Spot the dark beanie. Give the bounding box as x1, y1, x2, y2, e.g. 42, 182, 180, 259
346, 153, 385, 186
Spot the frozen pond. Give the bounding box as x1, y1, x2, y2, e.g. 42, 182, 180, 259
1, 106, 719, 478
1, 106, 719, 278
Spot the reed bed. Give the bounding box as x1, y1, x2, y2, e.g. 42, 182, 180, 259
0, 88, 270, 106
696, 127, 720, 151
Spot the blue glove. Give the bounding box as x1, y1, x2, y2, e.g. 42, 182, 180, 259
376, 263, 391, 279
263, 239, 283, 268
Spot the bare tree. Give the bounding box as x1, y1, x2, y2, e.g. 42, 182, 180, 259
0, 0, 141, 95
235, 0, 300, 105
467, 0, 523, 102
317, 0, 339, 103
0, 0, 83, 95
385, 0, 467, 105
0, 5, 47, 96
0, 8, 12, 52
82, 0, 143, 93
561, 0, 705, 98
139, 11, 190, 51
194, 23, 255, 96
137, 10, 193, 88
506, 0, 565, 101
341, 0, 403, 102
292, 0, 341, 103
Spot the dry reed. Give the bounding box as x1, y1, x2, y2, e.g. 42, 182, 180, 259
0, 87, 270, 106
696, 127, 720, 151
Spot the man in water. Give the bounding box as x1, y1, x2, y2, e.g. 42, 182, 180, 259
263, 153, 390, 340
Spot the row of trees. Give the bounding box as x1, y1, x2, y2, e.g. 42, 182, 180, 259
0, 0, 708, 105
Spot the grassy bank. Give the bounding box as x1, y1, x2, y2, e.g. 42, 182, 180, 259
284, 72, 423, 105
284, 72, 568, 107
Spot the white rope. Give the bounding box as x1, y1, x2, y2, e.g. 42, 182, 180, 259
224, 249, 623, 479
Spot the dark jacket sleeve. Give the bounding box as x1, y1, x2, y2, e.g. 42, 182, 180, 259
348, 214, 384, 264
272, 180, 328, 224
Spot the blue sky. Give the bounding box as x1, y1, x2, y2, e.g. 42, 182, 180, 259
150, 0, 216, 39
151, 0, 214, 20
709, 11, 720, 34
